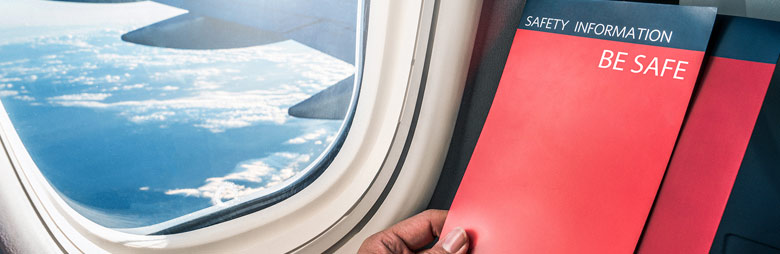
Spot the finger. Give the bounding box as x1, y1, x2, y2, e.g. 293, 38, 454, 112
358, 210, 448, 254
358, 231, 414, 254
419, 227, 469, 254
386, 209, 448, 250
441, 227, 469, 254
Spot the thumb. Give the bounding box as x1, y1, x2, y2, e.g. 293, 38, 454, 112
420, 227, 469, 254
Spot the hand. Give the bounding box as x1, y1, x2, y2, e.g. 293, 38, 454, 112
358, 209, 470, 254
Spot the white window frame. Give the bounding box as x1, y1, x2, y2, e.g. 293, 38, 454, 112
0, 0, 482, 253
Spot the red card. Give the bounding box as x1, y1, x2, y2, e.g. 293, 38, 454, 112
442, 1, 716, 253
637, 16, 780, 254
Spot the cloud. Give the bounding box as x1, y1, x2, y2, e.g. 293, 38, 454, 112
164, 152, 313, 205
13, 95, 35, 101
45, 88, 315, 132
164, 188, 201, 197
48, 93, 111, 101
0, 90, 18, 97
129, 111, 175, 123
162, 124, 337, 204
121, 83, 146, 90
103, 75, 121, 83
286, 138, 307, 145
286, 128, 328, 144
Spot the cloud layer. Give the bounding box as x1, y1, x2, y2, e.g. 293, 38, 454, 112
0, 27, 353, 210
0, 30, 354, 133
165, 152, 313, 205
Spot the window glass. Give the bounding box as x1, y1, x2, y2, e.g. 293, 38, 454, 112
0, 0, 358, 230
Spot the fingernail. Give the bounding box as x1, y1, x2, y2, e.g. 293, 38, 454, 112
442, 227, 467, 253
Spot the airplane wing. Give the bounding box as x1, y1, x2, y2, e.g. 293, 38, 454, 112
287, 76, 354, 120
120, 13, 288, 50
54, 0, 359, 120
139, 0, 357, 64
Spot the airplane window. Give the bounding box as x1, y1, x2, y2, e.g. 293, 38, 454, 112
0, 0, 361, 233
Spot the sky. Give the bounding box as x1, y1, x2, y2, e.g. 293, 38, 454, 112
0, 0, 185, 45
0, 0, 184, 28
